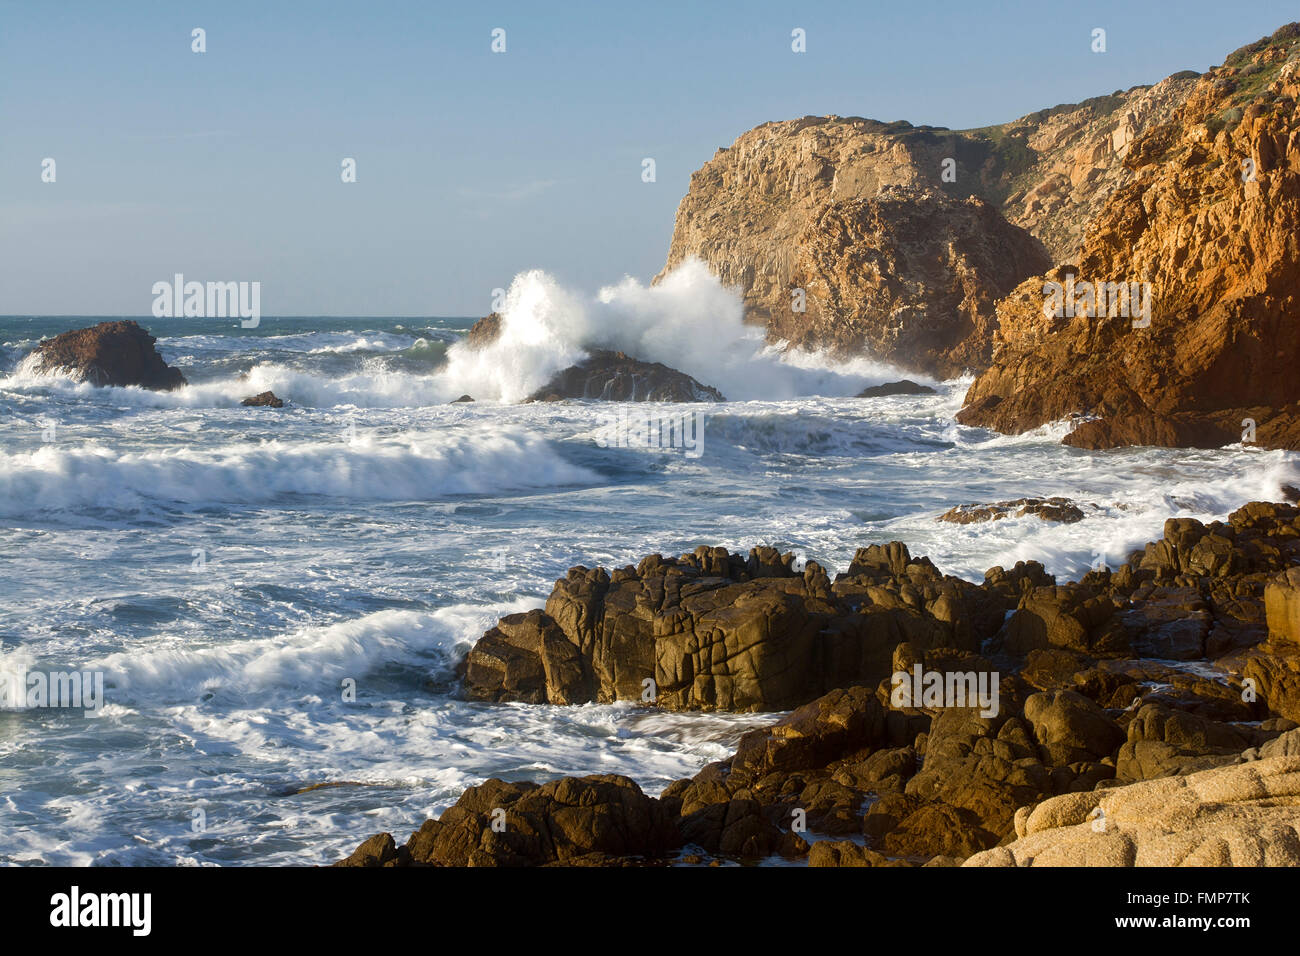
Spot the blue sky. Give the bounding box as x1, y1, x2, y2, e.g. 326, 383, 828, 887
2, 0, 1296, 316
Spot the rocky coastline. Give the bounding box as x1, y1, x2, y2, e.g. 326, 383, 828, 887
338, 498, 1300, 867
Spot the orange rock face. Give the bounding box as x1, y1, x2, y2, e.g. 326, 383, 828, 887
655, 78, 1195, 377
773, 186, 1051, 377
959, 25, 1300, 450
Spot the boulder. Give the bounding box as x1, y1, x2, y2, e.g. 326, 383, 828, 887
855, 380, 937, 398
1244, 641, 1300, 723
808, 841, 907, 867
27, 320, 186, 390
465, 313, 502, 349
964, 756, 1300, 866
938, 497, 1085, 524
527, 350, 724, 403
1265, 567, 1300, 644
904, 709, 1052, 837
462, 609, 592, 705
240, 390, 284, 407
1114, 703, 1255, 782
1023, 690, 1125, 765
353, 774, 679, 867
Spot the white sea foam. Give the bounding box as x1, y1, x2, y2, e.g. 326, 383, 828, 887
89, 604, 524, 701
435, 260, 916, 402
0, 430, 598, 512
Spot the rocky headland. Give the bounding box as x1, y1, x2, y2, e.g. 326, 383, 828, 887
958, 25, 1300, 450
339, 499, 1300, 867
655, 23, 1300, 450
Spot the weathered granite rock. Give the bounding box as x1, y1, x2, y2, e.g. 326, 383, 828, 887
464, 544, 1021, 712
1115, 703, 1255, 782
337, 774, 678, 867
964, 754, 1300, 866
1023, 690, 1125, 766
656, 70, 1197, 357
1265, 567, 1300, 643
774, 187, 1051, 376
465, 313, 502, 349
347, 499, 1300, 866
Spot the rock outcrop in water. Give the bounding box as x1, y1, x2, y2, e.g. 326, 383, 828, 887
957, 25, 1300, 450
341, 499, 1300, 866
856, 380, 936, 398
465, 312, 502, 349
526, 350, 725, 402
241, 390, 284, 407
28, 320, 186, 390
937, 497, 1087, 524
463, 543, 1028, 711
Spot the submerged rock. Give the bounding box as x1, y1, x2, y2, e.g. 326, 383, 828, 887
28, 320, 186, 390
526, 350, 725, 402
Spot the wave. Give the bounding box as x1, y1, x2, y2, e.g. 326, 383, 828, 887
82, 602, 531, 703
434, 260, 923, 403
4, 266, 932, 407
0, 358, 460, 409
872, 448, 1300, 581
0, 430, 600, 513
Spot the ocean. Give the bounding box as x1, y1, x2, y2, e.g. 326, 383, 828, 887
0, 265, 1293, 865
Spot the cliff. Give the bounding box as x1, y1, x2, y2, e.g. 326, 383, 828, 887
655, 72, 1197, 373
958, 24, 1300, 450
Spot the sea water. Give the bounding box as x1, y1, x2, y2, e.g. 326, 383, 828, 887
0, 262, 1293, 864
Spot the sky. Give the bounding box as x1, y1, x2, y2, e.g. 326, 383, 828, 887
2, 0, 1297, 316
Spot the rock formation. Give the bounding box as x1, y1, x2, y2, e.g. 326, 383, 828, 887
958, 25, 1300, 450
655, 73, 1196, 372
341, 499, 1300, 867
463, 543, 1025, 711
771, 187, 1050, 375
964, 747, 1300, 866
26, 320, 186, 390
937, 497, 1087, 524
465, 313, 502, 349
526, 350, 725, 402
856, 380, 936, 398
241, 390, 284, 407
